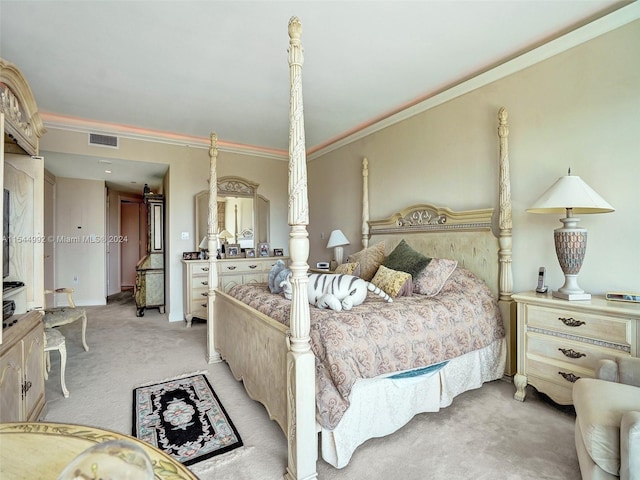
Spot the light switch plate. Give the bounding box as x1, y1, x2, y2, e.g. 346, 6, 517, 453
181, 232, 189, 240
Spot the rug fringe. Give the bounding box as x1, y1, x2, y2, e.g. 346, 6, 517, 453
188, 446, 253, 476
134, 369, 209, 388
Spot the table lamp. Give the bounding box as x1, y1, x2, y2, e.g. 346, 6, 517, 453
526, 169, 614, 300
327, 229, 350, 265
217, 229, 233, 253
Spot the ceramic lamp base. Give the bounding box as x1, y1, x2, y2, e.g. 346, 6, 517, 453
553, 219, 590, 301
552, 290, 591, 301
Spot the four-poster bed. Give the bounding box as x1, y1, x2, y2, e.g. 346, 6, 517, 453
203, 17, 513, 480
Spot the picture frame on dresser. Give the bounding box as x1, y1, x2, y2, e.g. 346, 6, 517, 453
182, 251, 200, 260
245, 248, 256, 258
258, 242, 269, 257
273, 248, 283, 256
226, 244, 241, 258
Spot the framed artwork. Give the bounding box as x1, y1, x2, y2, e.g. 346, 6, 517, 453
226, 244, 241, 258
245, 248, 256, 258
273, 248, 284, 256
182, 251, 200, 260
258, 242, 270, 257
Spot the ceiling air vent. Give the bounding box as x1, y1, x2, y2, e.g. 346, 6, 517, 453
89, 133, 119, 148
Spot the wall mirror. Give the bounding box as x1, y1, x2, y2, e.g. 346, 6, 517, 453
195, 176, 270, 251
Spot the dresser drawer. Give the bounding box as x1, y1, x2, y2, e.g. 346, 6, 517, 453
218, 261, 265, 274
191, 264, 211, 276
527, 356, 591, 394
526, 304, 632, 345
526, 331, 628, 370
190, 298, 207, 316
191, 276, 209, 290
526, 375, 574, 405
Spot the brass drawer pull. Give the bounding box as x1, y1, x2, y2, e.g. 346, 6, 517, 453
558, 317, 585, 327
558, 348, 586, 359
200, 267, 209, 272
201, 293, 208, 297
558, 371, 580, 383
200, 281, 208, 286
201, 304, 207, 308
249, 265, 258, 269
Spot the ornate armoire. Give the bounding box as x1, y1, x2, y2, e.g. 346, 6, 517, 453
134, 192, 164, 317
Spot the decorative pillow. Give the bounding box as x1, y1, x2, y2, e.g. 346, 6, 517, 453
371, 265, 413, 298
268, 259, 290, 294
382, 239, 431, 279
413, 258, 458, 296
347, 242, 386, 281
334, 262, 360, 277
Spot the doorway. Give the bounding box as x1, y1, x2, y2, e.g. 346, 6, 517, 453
120, 199, 145, 290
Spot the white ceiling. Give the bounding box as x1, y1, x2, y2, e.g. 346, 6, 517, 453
0, 0, 630, 193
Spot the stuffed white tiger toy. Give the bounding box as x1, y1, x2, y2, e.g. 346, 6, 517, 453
280, 273, 392, 311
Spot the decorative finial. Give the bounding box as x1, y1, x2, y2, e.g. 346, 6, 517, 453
288, 16, 302, 41
209, 132, 218, 158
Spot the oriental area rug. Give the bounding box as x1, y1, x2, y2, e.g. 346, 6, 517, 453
133, 373, 243, 466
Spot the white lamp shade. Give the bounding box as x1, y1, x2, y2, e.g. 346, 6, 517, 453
526, 174, 614, 214
199, 237, 208, 250
326, 230, 350, 249
217, 229, 233, 241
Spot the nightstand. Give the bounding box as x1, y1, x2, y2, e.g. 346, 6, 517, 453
513, 291, 640, 404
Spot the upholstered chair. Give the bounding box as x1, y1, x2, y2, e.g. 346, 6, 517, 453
43, 288, 89, 352
573, 357, 640, 480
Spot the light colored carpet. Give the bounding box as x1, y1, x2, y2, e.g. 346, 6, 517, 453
43, 291, 581, 479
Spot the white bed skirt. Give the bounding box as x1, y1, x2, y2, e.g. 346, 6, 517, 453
320, 337, 507, 468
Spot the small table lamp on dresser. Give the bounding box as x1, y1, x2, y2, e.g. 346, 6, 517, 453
526, 169, 614, 300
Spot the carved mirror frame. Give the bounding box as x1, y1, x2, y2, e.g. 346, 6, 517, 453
195, 176, 261, 250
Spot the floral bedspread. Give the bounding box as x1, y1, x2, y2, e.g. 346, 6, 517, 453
226, 267, 504, 430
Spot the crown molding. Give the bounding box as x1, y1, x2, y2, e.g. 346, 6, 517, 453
41, 113, 288, 161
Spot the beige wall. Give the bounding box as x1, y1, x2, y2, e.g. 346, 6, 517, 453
53, 177, 106, 304
41, 130, 288, 321
308, 20, 640, 296
38, 18, 639, 317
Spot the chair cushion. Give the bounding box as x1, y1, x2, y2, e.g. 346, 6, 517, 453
573, 378, 640, 476
43, 307, 86, 328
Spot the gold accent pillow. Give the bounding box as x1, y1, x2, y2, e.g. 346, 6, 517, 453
347, 242, 386, 281
334, 262, 360, 276
371, 265, 413, 298
413, 258, 458, 296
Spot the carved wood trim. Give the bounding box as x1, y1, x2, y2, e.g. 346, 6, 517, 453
369, 204, 494, 235
0, 58, 46, 156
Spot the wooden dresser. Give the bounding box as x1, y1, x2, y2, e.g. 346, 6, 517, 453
513, 291, 640, 405
183, 256, 288, 326
0, 310, 46, 422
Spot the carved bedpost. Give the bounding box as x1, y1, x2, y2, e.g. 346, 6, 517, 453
285, 17, 318, 480
206, 133, 221, 364
361, 157, 370, 248
497, 107, 515, 375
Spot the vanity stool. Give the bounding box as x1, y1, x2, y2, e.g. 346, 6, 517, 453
44, 328, 69, 398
